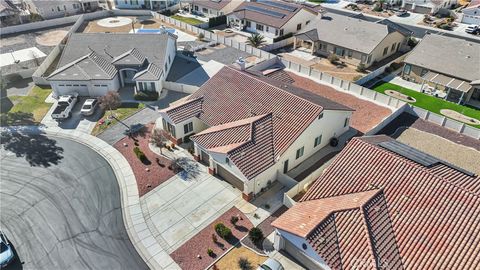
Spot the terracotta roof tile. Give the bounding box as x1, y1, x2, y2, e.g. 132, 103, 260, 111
275, 135, 480, 269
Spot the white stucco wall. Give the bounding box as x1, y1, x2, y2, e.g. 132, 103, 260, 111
227, 8, 318, 39
276, 229, 331, 270
245, 109, 352, 195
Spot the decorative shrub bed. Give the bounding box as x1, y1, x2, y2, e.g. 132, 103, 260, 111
215, 223, 232, 239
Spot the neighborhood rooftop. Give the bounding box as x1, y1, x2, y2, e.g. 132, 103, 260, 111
189, 0, 232, 10
160, 66, 352, 180
273, 135, 480, 270
49, 33, 173, 81
404, 34, 480, 82
231, 0, 317, 28
296, 13, 408, 54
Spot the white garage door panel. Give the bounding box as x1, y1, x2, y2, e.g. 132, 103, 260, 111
56, 86, 89, 96
92, 86, 109, 97
284, 238, 325, 270
217, 165, 244, 191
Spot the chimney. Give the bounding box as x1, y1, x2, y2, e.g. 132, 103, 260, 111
236, 57, 246, 71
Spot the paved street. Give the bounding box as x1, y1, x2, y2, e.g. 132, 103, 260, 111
0, 133, 148, 270
97, 90, 187, 145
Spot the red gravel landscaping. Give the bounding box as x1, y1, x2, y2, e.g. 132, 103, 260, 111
170, 207, 254, 270
113, 123, 175, 197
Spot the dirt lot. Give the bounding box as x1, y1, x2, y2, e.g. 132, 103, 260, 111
311, 58, 366, 81
82, 17, 162, 33
211, 245, 268, 270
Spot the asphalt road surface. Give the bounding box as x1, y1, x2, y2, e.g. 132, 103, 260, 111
0, 133, 148, 270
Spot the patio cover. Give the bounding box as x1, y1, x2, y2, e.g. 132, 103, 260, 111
422, 71, 472, 93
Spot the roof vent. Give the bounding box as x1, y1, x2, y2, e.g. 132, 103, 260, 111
466, 55, 471, 59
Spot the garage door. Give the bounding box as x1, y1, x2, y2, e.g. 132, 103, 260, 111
56, 85, 89, 96
217, 165, 244, 191
284, 238, 324, 270
200, 150, 210, 166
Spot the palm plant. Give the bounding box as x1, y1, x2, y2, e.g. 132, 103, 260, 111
247, 33, 266, 48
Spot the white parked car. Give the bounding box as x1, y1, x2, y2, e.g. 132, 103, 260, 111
465, 25, 479, 34
258, 258, 284, 270
0, 231, 14, 268
80, 99, 98, 116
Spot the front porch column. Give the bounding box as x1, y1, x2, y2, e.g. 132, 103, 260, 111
208, 157, 215, 175
310, 41, 314, 55
293, 37, 297, 50
458, 91, 465, 105
446, 87, 451, 100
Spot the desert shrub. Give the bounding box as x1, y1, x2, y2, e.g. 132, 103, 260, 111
238, 257, 252, 270
134, 91, 159, 101
212, 233, 217, 243
328, 53, 339, 64
214, 223, 232, 239
230, 216, 239, 225
207, 248, 215, 257
248, 227, 264, 243
133, 147, 148, 163
356, 63, 366, 72
198, 32, 205, 41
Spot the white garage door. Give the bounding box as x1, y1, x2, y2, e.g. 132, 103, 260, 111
91, 85, 110, 97
217, 165, 244, 191
56, 84, 89, 96
462, 15, 480, 25
284, 238, 325, 270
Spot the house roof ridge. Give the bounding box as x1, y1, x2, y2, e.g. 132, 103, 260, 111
193, 113, 270, 137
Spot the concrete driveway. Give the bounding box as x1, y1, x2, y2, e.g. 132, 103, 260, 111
41, 97, 103, 133
0, 133, 147, 270
141, 168, 242, 254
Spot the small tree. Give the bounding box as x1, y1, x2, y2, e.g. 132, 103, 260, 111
150, 129, 167, 154
328, 53, 339, 64
248, 227, 263, 243
230, 216, 239, 226
214, 223, 232, 239
238, 257, 252, 270
198, 32, 205, 41
356, 63, 366, 73
99, 91, 121, 116
247, 33, 266, 48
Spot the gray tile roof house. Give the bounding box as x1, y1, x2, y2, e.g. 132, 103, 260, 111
404, 34, 480, 82
48, 32, 177, 97
296, 13, 406, 54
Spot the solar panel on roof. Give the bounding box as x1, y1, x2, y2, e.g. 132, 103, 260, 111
379, 140, 476, 176
379, 141, 439, 167
245, 5, 286, 18
257, 0, 297, 12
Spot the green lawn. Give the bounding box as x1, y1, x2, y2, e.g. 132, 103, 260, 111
170, 15, 204, 26
1, 86, 53, 126
91, 103, 145, 135
372, 82, 480, 127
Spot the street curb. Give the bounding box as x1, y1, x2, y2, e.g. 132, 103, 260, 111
1, 126, 163, 270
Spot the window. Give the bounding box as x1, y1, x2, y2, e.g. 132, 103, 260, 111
347, 50, 353, 58
391, 43, 396, 52
266, 26, 269, 32
80, 84, 87, 87
396, 42, 401, 51
279, 29, 284, 36
318, 112, 323, 119
225, 157, 229, 164
184, 122, 193, 134
383, 47, 388, 56
150, 82, 155, 90
167, 122, 176, 137
404, 64, 411, 75
246, 20, 251, 28
124, 0, 127, 4
256, 24, 264, 31
335, 47, 345, 56
296, 23, 302, 30
321, 43, 327, 51
165, 62, 168, 70
296, 147, 304, 159
57, 6, 60, 11
420, 68, 428, 76
344, 118, 349, 127
202, 8, 208, 13
194, 5, 198, 11
168, 55, 171, 64
73, 84, 79, 86
367, 55, 372, 64
63, 5, 66, 10
275, 29, 278, 35
314, 135, 322, 147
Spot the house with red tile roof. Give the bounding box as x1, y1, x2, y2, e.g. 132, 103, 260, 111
158, 66, 353, 200
272, 135, 480, 270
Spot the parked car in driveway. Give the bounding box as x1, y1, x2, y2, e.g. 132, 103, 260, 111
465, 25, 479, 34
51, 93, 78, 120
81, 99, 98, 116
258, 258, 284, 270
395, 9, 408, 16
0, 231, 14, 268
